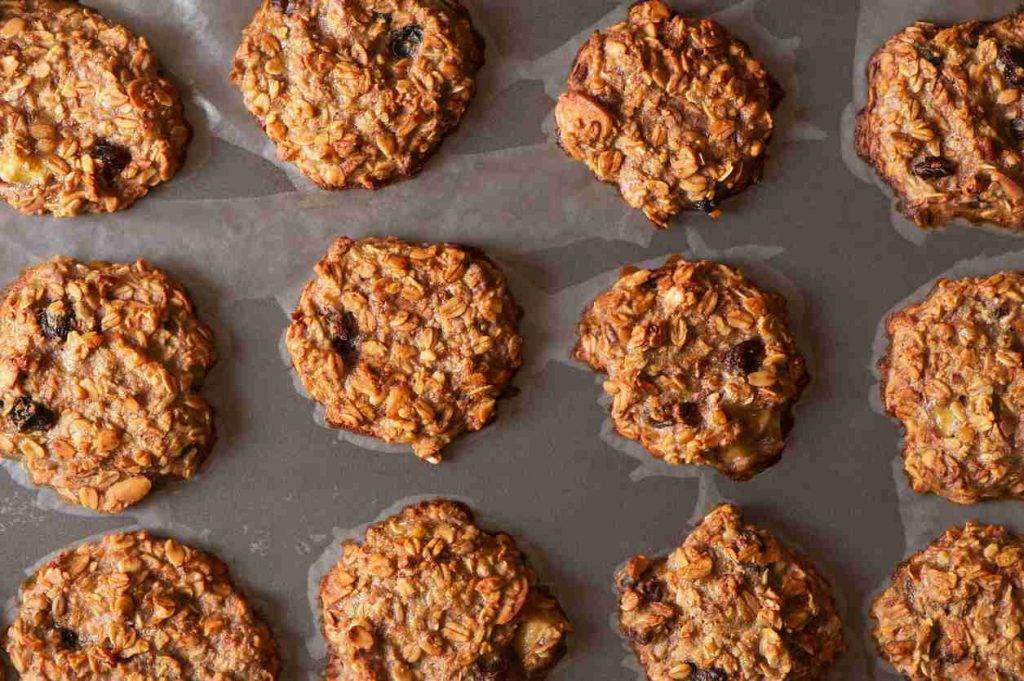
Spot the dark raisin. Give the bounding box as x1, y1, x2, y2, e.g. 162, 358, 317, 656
474, 653, 509, 676
724, 339, 765, 375
324, 310, 359, 361
687, 664, 729, 681
57, 627, 79, 649
694, 197, 718, 214
911, 156, 955, 180
999, 45, 1024, 88
90, 140, 131, 185
36, 306, 73, 342
8, 396, 55, 432
677, 402, 702, 427
919, 44, 942, 66
635, 578, 663, 602
389, 24, 423, 59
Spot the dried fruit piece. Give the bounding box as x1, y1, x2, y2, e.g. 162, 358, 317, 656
323, 309, 359, 361
999, 45, 1024, 87
90, 139, 132, 185
8, 396, 55, 432
36, 305, 73, 341
911, 156, 955, 180
389, 24, 423, 59
724, 338, 766, 375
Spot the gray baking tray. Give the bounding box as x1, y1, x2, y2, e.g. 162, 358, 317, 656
1, 0, 1020, 678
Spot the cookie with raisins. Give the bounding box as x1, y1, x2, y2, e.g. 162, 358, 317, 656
232, 0, 483, 189
0, 257, 216, 513
575, 257, 807, 479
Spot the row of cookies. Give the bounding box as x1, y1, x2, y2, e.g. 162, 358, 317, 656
5, 496, 1022, 680
7, 0, 1019, 235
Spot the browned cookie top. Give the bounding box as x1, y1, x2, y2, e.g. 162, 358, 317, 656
882, 272, 1024, 504
555, 0, 780, 228
0, 0, 190, 217
575, 257, 807, 479
616, 504, 845, 681
872, 521, 1024, 680
287, 236, 522, 462
232, 0, 483, 190
0, 257, 216, 513
857, 14, 1024, 231
319, 499, 570, 680
6, 530, 279, 680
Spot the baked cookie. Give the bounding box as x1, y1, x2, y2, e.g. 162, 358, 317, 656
555, 0, 781, 227
856, 14, 1024, 231
617, 504, 844, 681
0, 0, 190, 217
0, 257, 216, 513
575, 257, 807, 479
232, 0, 483, 189
881, 272, 1024, 504
872, 521, 1024, 680
319, 499, 570, 680
287, 236, 522, 462
6, 530, 279, 679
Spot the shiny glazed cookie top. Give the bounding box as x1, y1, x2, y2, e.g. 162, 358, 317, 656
287, 236, 523, 462
6, 531, 280, 680
232, 0, 483, 189
575, 257, 807, 479
319, 499, 570, 680
883, 272, 1024, 503
556, 0, 780, 227
616, 504, 845, 681
0, 257, 216, 513
0, 0, 190, 216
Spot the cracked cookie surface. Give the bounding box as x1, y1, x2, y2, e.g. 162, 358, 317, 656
287, 236, 522, 462
616, 504, 844, 681
319, 499, 570, 680
857, 13, 1024, 231
0, 257, 216, 513
232, 0, 483, 189
872, 521, 1024, 680
882, 272, 1024, 504
0, 0, 190, 216
6, 530, 279, 680
575, 257, 807, 479
555, 0, 781, 227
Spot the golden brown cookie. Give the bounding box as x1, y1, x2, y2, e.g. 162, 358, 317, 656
0, 257, 216, 513
575, 257, 807, 479
555, 0, 781, 227
881, 272, 1024, 504
287, 236, 522, 462
872, 521, 1024, 680
6, 530, 279, 679
857, 14, 1024, 231
616, 504, 845, 681
319, 499, 569, 680
0, 0, 190, 217
232, 0, 483, 189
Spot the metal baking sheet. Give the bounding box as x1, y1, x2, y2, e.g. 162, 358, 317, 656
1, 0, 1020, 678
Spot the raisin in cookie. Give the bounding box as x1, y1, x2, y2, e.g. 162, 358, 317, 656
856, 14, 1024, 231
881, 272, 1024, 504
872, 521, 1024, 680
617, 504, 844, 681
575, 257, 807, 479
555, 0, 781, 227
0, 0, 190, 217
319, 499, 569, 680
232, 0, 483, 189
287, 236, 522, 462
0, 257, 216, 513
6, 530, 279, 679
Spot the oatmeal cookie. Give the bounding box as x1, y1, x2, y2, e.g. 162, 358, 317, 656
6, 530, 279, 679
575, 257, 807, 479
232, 0, 483, 189
0, 257, 216, 513
0, 0, 190, 217
617, 504, 845, 681
872, 521, 1024, 680
319, 499, 570, 680
554, 0, 781, 228
881, 272, 1024, 504
287, 236, 522, 462
856, 14, 1024, 231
